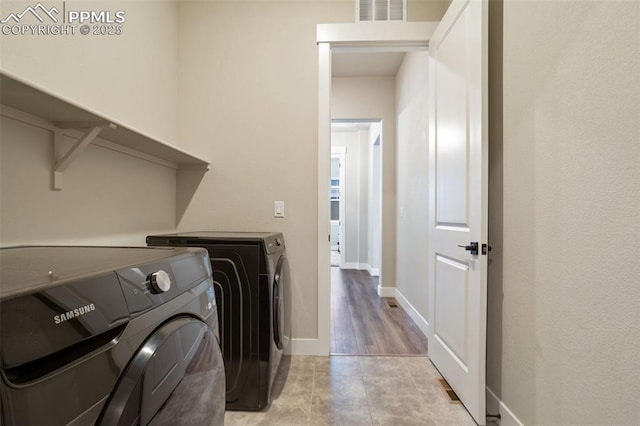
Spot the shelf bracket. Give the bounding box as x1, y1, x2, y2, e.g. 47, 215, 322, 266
53, 125, 106, 190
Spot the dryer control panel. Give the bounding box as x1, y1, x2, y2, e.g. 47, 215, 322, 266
264, 233, 285, 255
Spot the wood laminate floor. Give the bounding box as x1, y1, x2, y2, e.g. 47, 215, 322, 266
330, 267, 428, 355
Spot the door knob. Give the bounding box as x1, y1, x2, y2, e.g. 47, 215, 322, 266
458, 242, 479, 255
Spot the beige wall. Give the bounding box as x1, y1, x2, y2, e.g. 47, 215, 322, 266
176, 1, 353, 339
395, 51, 429, 319
332, 76, 397, 289
487, 0, 505, 419
4, 4, 636, 421
489, 0, 640, 424
0, 1, 180, 246
0, 1, 180, 144
0, 117, 177, 245
0, 0, 450, 342
407, 0, 450, 22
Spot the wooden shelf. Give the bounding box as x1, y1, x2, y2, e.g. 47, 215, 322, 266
0, 72, 209, 171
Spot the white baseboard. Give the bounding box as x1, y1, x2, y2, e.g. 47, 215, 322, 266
486, 387, 524, 426
340, 263, 379, 275
366, 264, 380, 276
288, 338, 327, 356
394, 288, 429, 338
377, 285, 396, 297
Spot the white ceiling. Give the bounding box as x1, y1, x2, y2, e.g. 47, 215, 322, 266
331, 51, 407, 77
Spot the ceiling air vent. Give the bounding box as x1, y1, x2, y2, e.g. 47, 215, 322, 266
358, 0, 406, 22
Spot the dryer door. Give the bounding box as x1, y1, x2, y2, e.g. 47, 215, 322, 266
273, 256, 291, 350
97, 317, 225, 426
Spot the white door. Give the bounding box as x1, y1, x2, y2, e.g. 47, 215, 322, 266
427, 0, 488, 424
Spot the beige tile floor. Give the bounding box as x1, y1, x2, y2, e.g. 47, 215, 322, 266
224, 356, 477, 426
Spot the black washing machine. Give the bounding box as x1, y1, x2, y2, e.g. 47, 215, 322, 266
0, 246, 225, 425
146, 231, 291, 411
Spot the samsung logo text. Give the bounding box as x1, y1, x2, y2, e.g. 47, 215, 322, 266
54, 303, 96, 324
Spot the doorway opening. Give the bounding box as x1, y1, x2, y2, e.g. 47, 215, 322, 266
330, 120, 381, 274
330, 119, 389, 355
329, 93, 427, 355
320, 35, 436, 355
317, 13, 489, 423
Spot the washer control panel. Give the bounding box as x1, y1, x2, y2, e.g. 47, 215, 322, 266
147, 270, 171, 294
116, 249, 211, 315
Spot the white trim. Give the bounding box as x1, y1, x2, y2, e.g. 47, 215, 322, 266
339, 263, 378, 273
486, 387, 525, 426
316, 22, 437, 364
367, 265, 380, 276
317, 22, 437, 46
330, 221, 340, 251
289, 338, 325, 356
330, 145, 344, 258
340, 262, 361, 270
377, 285, 396, 297
338, 149, 347, 267
355, 130, 363, 279
317, 42, 332, 356
485, 387, 501, 421
395, 288, 429, 338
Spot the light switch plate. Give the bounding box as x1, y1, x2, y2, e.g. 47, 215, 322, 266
274, 201, 285, 218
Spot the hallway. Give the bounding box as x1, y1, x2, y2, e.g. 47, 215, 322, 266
330, 268, 428, 355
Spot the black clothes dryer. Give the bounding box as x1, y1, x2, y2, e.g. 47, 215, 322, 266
147, 231, 291, 411
0, 246, 225, 425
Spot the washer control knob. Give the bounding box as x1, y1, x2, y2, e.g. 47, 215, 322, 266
148, 270, 171, 294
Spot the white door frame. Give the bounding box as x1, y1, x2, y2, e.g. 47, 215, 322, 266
316, 22, 438, 355
369, 129, 382, 279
